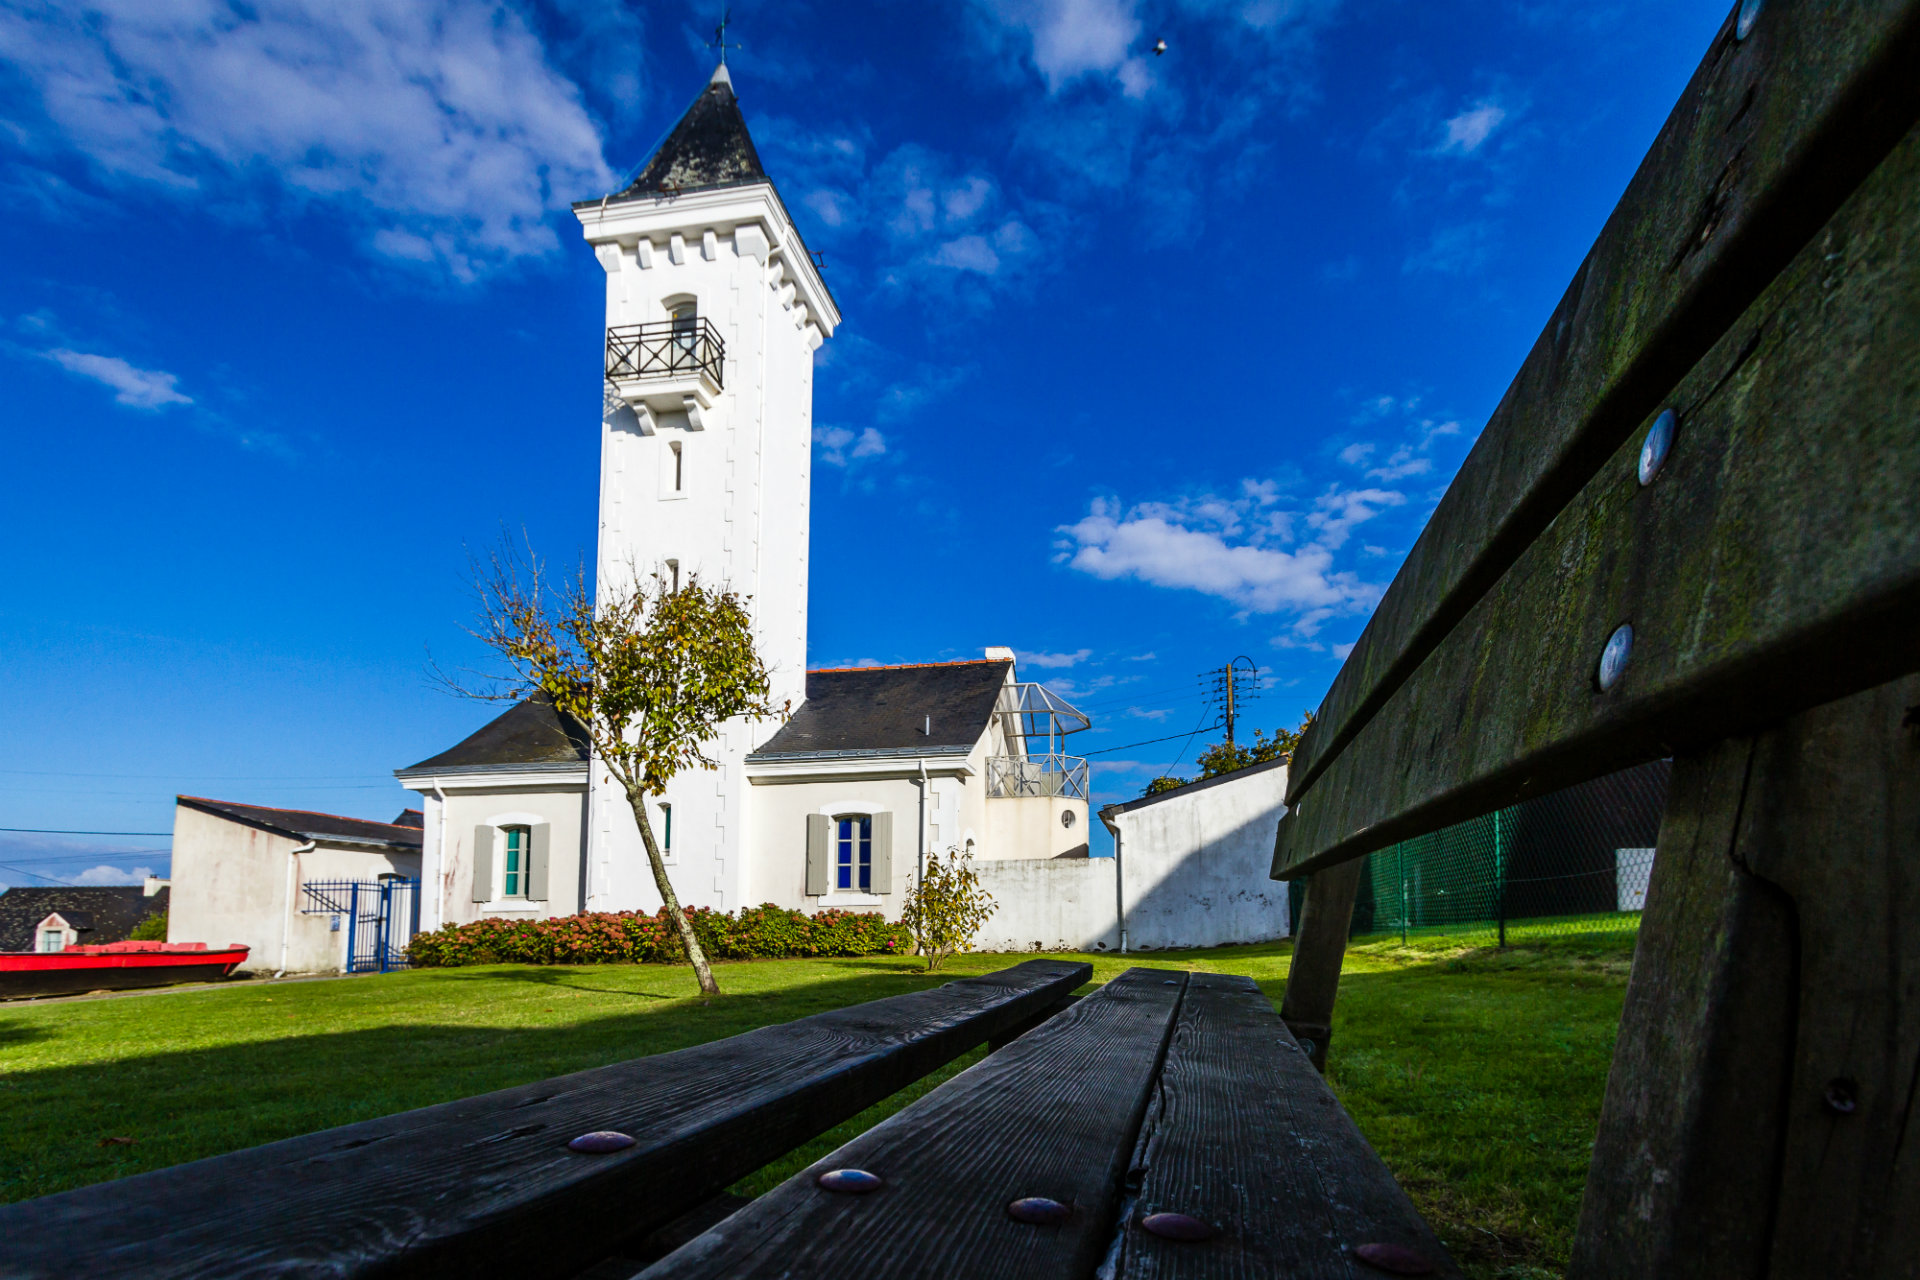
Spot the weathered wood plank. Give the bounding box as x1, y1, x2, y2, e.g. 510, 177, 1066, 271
1288, 0, 1920, 807
1727, 674, 1920, 1276
1277, 859, 1364, 1072
1572, 673, 1920, 1277
635, 968, 1188, 1280
1115, 973, 1461, 1280
1568, 734, 1795, 1278
0, 959, 1089, 1280
1274, 112, 1920, 879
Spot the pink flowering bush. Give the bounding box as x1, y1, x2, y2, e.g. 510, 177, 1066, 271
408, 903, 911, 968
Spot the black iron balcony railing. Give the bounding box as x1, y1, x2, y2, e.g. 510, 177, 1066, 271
605, 319, 724, 388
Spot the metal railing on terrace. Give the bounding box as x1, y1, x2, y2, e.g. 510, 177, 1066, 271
605, 319, 725, 388
986, 753, 1089, 801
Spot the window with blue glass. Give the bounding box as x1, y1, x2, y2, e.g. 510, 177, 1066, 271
835, 817, 872, 892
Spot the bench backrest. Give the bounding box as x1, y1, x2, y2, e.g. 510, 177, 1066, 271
1271, 0, 1920, 880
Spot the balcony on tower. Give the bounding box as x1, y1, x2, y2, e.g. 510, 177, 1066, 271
604, 311, 725, 431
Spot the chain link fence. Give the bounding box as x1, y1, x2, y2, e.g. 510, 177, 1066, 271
1288, 760, 1671, 946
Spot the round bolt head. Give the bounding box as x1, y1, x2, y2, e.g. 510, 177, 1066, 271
567, 1131, 635, 1154
1597, 624, 1634, 693
817, 1168, 883, 1193
1824, 1078, 1858, 1114
1736, 0, 1763, 39
1639, 409, 1676, 485
1007, 1196, 1072, 1224
1142, 1212, 1216, 1241
1354, 1241, 1437, 1274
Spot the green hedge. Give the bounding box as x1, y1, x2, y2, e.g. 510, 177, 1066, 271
407, 904, 912, 968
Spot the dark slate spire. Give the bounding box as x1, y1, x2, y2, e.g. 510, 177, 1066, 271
610, 65, 769, 202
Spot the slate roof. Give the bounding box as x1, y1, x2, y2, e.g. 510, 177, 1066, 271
0, 886, 166, 953
177, 798, 425, 852
605, 66, 768, 203
750, 660, 1013, 758
396, 692, 591, 777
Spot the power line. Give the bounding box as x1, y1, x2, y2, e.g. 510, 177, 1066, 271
0, 827, 173, 836
1082, 723, 1226, 757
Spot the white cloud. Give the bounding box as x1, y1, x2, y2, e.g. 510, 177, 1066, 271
932, 235, 1001, 274
981, 0, 1144, 92
1331, 641, 1356, 660
1017, 648, 1093, 668
76, 863, 156, 886
43, 348, 191, 408
0, 0, 616, 281
1056, 485, 1391, 627
813, 425, 887, 467
1438, 100, 1507, 155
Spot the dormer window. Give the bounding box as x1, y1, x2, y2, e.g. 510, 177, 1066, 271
38, 925, 65, 953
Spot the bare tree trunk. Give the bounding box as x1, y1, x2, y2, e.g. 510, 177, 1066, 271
622, 781, 720, 996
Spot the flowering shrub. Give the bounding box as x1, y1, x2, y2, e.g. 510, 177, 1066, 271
407, 903, 912, 968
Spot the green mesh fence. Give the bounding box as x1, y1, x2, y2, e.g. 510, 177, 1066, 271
1288, 760, 1670, 946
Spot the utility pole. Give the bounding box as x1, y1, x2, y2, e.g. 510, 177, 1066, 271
1201, 657, 1261, 746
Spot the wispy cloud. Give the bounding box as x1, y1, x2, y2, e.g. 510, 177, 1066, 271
1054, 480, 1394, 639
76, 863, 157, 886
1437, 99, 1507, 155
1017, 648, 1093, 669
813, 426, 887, 467
0, 0, 617, 281
42, 349, 190, 409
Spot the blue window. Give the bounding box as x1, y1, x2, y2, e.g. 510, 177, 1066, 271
836, 817, 872, 892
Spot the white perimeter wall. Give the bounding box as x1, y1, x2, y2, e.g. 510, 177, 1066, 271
968, 759, 1292, 954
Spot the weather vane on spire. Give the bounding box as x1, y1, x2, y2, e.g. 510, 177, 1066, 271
709, 8, 741, 65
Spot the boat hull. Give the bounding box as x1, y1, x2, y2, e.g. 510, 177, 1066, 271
0, 947, 250, 999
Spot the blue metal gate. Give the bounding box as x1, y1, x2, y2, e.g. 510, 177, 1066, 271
301, 878, 420, 973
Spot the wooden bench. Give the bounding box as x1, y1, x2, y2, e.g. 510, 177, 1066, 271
0, 962, 1458, 1279
1272, 1, 1920, 1274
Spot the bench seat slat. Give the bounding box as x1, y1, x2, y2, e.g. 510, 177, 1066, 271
1289, 0, 1920, 807
635, 968, 1188, 1280
1275, 113, 1920, 878
1117, 973, 1460, 1279
0, 959, 1089, 1280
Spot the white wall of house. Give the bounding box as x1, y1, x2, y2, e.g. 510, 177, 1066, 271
579, 174, 835, 918
167, 806, 419, 974
972, 857, 1122, 953
408, 774, 589, 930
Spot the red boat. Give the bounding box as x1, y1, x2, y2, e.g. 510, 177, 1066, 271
0, 941, 250, 999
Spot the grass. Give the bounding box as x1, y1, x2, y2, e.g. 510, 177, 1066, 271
0, 934, 1636, 1278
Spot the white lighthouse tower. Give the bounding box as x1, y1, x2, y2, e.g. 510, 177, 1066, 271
573, 64, 838, 911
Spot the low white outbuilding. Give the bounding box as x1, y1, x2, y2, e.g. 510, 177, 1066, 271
167, 797, 423, 974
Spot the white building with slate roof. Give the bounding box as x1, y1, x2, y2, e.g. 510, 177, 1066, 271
395, 66, 1095, 934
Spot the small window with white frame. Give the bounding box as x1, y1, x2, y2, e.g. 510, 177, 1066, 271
835, 816, 872, 893
37, 925, 64, 953
501, 825, 531, 898
659, 801, 673, 857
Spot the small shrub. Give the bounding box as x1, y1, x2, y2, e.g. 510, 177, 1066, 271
900, 848, 996, 972
406, 904, 911, 968
128, 910, 168, 941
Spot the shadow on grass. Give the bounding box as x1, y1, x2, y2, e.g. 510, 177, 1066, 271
0, 964, 965, 1206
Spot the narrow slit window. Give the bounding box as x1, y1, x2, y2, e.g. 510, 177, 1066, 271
660, 802, 673, 854
666, 559, 680, 593
502, 825, 530, 898
670, 441, 683, 491
836, 816, 872, 892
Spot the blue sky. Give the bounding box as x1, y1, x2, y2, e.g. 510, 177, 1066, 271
0, 0, 1727, 885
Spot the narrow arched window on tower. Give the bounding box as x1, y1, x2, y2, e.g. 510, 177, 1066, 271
666, 559, 680, 593
670, 441, 683, 491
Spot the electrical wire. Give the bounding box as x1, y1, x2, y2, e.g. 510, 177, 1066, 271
1081, 723, 1225, 756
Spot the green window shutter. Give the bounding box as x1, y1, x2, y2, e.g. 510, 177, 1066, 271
805, 814, 830, 896
870, 812, 893, 894
472, 826, 495, 903
527, 823, 551, 901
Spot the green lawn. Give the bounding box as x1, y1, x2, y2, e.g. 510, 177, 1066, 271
0, 935, 1634, 1278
